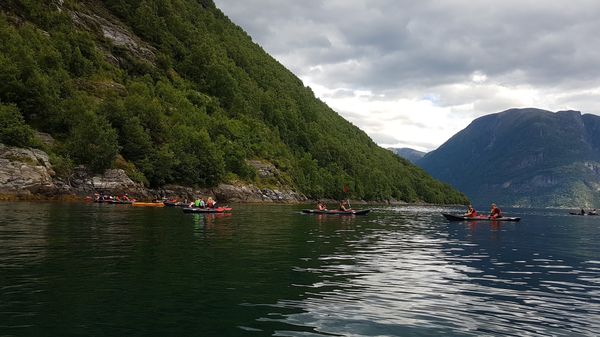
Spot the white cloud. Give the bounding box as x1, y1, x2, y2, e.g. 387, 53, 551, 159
214, 0, 600, 151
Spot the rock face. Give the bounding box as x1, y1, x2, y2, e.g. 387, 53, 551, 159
213, 184, 306, 203
67, 166, 148, 196
0, 143, 307, 202
247, 160, 280, 179
0, 144, 55, 196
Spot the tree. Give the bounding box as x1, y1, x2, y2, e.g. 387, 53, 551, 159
66, 111, 119, 172
0, 103, 36, 147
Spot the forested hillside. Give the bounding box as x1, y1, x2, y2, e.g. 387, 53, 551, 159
0, 0, 467, 204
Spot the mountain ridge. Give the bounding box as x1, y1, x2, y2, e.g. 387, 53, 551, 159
418, 108, 600, 207
389, 147, 426, 163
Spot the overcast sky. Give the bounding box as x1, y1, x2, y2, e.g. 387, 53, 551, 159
213, 0, 600, 151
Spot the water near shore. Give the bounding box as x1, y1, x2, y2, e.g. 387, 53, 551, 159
1, 202, 599, 336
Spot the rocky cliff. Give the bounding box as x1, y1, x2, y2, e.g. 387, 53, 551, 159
0, 143, 307, 203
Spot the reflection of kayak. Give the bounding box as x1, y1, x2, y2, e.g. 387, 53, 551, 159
302, 209, 371, 215
132, 202, 165, 207
183, 207, 232, 213
164, 201, 188, 207
442, 213, 520, 222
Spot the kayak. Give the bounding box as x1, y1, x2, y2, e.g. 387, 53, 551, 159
107, 200, 134, 204
132, 202, 165, 207
302, 209, 371, 215
182, 207, 232, 213
442, 213, 520, 222
569, 212, 599, 216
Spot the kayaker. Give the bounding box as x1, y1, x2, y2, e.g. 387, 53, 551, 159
207, 197, 216, 208
338, 200, 350, 211
317, 201, 327, 211
464, 205, 477, 217
194, 197, 205, 208
489, 203, 502, 219
581, 208, 586, 215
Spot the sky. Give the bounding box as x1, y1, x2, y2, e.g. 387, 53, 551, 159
213, 0, 600, 152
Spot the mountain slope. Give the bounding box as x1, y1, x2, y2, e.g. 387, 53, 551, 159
0, 0, 467, 204
418, 108, 600, 207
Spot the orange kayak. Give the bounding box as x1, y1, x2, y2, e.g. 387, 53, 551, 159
132, 202, 165, 207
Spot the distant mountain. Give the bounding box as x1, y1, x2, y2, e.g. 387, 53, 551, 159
389, 148, 426, 163
418, 108, 600, 208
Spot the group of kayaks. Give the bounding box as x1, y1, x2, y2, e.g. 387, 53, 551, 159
93, 197, 233, 213
93, 197, 525, 221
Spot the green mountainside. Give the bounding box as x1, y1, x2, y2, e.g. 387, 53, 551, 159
418, 108, 600, 207
0, 0, 467, 204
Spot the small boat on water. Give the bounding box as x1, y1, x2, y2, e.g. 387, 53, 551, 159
132, 202, 165, 208
569, 212, 599, 216
106, 200, 135, 204
182, 207, 232, 213
442, 213, 520, 222
301, 209, 371, 215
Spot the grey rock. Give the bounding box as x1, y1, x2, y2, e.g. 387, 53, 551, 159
0, 144, 55, 193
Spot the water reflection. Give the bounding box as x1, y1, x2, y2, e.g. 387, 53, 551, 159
1, 203, 600, 336
265, 206, 600, 336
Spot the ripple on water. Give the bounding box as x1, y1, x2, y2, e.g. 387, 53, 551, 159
264, 206, 600, 336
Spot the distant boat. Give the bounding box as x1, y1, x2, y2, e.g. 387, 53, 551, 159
569, 212, 598, 216
183, 207, 232, 213
301, 209, 371, 215
442, 213, 520, 222
132, 202, 165, 207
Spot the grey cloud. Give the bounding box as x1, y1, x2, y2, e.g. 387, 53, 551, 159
215, 0, 600, 94
371, 133, 402, 144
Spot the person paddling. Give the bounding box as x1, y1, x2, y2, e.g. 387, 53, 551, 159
198, 198, 206, 208
317, 201, 327, 211
464, 204, 477, 217
338, 200, 350, 211
489, 203, 502, 219
207, 197, 216, 208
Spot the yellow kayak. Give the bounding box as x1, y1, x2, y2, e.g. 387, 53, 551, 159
132, 202, 165, 207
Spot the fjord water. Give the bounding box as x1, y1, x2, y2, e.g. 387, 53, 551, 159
1, 203, 599, 336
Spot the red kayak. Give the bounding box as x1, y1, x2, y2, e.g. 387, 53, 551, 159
442, 213, 520, 222
302, 209, 371, 215
183, 207, 232, 213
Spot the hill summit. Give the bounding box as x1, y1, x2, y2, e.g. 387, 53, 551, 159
418, 108, 600, 207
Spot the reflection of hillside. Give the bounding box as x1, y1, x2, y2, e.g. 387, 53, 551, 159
0, 202, 51, 266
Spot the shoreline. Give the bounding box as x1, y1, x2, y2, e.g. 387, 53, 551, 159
0, 194, 464, 208
1, 142, 464, 207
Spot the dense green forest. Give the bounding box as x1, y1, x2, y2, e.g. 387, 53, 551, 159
0, 0, 467, 204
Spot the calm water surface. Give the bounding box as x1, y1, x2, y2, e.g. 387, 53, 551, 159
1, 202, 599, 336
